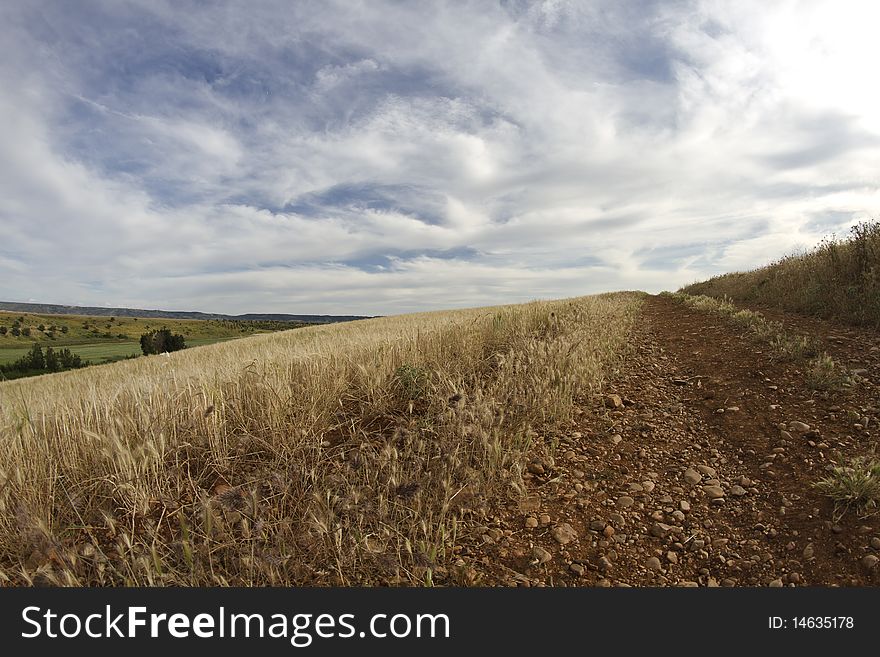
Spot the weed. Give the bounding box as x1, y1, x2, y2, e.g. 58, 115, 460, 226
814, 455, 880, 518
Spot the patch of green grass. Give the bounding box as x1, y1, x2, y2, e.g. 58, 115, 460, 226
0, 336, 247, 367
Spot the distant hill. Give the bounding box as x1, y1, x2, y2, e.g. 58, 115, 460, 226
0, 301, 371, 324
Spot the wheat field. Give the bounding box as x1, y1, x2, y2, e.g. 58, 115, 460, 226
0, 292, 641, 586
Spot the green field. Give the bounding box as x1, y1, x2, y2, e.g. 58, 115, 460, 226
0, 336, 241, 366
0, 309, 300, 379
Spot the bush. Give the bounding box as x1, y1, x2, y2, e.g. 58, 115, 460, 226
10, 326, 20, 337
140, 328, 187, 355
21, 327, 31, 337
0, 326, 6, 335
60, 325, 69, 334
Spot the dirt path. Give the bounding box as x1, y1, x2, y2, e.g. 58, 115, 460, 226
462, 295, 880, 587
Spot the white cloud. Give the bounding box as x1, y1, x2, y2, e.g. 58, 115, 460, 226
0, 0, 879, 315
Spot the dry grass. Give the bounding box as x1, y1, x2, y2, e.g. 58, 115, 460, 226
0, 292, 641, 586
814, 455, 880, 519
663, 292, 849, 391
680, 221, 880, 327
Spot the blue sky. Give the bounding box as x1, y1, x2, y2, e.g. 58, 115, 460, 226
1, 0, 879, 315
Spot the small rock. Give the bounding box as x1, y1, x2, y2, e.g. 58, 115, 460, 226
532, 547, 552, 565
666, 551, 678, 564
803, 544, 815, 559
539, 513, 551, 526
680, 500, 691, 512
551, 523, 578, 545
598, 556, 613, 571
616, 496, 635, 510
570, 563, 584, 575
730, 485, 747, 497
527, 462, 545, 475
697, 465, 717, 477
769, 578, 784, 587
646, 556, 662, 571
603, 525, 615, 538
605, 394, 624, 410
589, 520, 607, 532
789, 421, 811, 433
683, 468, 702, 485
862, 554, 880, 570
870, 537, 880, 550
650, 522, 674, 539
524, 517, 538, 529
703, 485, 725, 499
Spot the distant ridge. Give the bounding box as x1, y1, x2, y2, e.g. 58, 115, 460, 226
0, 301, 371, 324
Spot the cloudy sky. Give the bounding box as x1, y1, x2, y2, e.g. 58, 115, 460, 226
1, 1, 879, 315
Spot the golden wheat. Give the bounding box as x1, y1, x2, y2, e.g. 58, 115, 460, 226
0, 292, 641, 586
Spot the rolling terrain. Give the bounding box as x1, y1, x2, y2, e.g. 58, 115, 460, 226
1, 226, 879, 587
0, 309, 302, 377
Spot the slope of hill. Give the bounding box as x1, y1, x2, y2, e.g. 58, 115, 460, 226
0, 301, 370, 324
0, 292, 641, 586
680, 221, 880, 327
0, 309, 306, 378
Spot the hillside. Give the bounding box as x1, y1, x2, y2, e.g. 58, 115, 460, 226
0, 301, 370, 324
0, 309, 302, 377
0, 293, 640, 586
1, 287, 878, 588
680, 221, 880, 327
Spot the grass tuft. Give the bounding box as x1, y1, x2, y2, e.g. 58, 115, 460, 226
814, 456, 880, 518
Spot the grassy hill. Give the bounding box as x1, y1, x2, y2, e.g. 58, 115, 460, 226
0, 292, 641, 586
0, 310, 300, 374
680, 221, 880, 327
0, 300, 369, 324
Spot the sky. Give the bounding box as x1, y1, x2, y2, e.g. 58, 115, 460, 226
1, 0, 879, 315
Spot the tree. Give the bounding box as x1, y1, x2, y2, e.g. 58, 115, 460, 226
27, 344, 44, 370
58, 349, 83, 369
11, 326, 20, 337
0, 326, 6, 335
45, 347, 59, 371
140, 327, 186, 355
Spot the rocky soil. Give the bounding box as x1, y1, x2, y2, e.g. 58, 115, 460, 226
455, 295, 880, 587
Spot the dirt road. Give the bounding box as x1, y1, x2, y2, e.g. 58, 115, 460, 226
463, 295, 880, 586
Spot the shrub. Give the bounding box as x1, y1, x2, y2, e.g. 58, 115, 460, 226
140, 328, 187, 355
